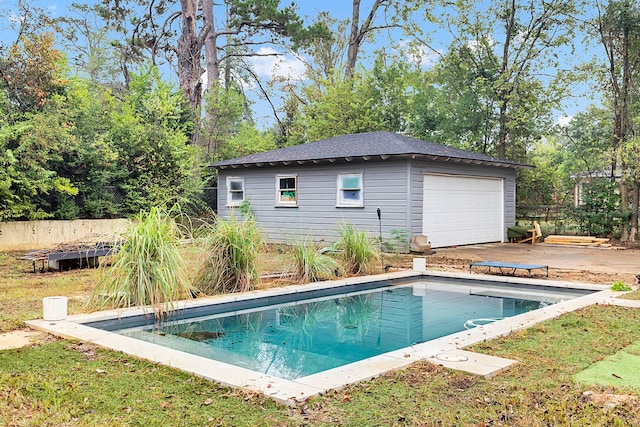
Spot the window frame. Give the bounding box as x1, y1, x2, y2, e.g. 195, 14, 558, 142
276, 174, 298, 207
336, 172, 364, 207
226, 176, 245, 207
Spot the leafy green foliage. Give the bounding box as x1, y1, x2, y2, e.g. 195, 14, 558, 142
89, 66, 201, 215
92, 206, 193, 317
611, 280, 633, 292
228, 0, 329, 51
0, 99, 79, 221
335, 224, 379, 275
568, 179, 622, 236
217, 122, 277, 160
285, 237, 342, 283
288, 58, 423, 142
388, 229, 410, 254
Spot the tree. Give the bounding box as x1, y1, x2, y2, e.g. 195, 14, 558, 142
432, 0, 578, 160
0, 96, 79, 221
410, 44, 500, 153
344, 0, 433, 80
345, 0, 387, 79
285, 56, 421, 142
218, 122, 276, 160
0, 30, 78, 220
0, 32, 66, 114
98, 0, 326, 114
58, 3, 124, 90
103, 66, 202, 214
289, 71, 384, 142
202, 82, 246, 159
587, 0, 640, 240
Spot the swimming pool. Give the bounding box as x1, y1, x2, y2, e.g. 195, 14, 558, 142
27, 270, 612, 405
101, 277, 590, 381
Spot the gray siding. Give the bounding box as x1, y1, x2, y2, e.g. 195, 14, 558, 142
218, 158, 517, 246
408, 160, 517, 243
218, 160, 411, 244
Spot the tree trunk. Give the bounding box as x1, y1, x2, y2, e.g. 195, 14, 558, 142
177, 0, 203, 110
620, 178, 629, 240
345, 0, 384, 80
630, 180, 639, 241
497, 0, 515, 159
345, 0, 361, 80
497, 102, 508, 159
203, 0, 220, 91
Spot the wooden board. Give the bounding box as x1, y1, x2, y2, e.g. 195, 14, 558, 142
544, 235, 610, 246
545, 235, 609, 242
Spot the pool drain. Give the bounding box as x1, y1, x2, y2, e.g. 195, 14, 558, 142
436, 353, 469, 362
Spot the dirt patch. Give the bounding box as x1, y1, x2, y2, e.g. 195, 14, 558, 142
0, 328, 51, 350
384, 253, 634, 285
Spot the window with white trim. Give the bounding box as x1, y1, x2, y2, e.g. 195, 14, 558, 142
276, 175, 298, 206
337, 172, 363, 207
226, 177, 245, 206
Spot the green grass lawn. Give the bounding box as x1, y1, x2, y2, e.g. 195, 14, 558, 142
2, 252, 640, 426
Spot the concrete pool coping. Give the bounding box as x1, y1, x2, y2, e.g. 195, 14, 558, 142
26, 270, 621, 406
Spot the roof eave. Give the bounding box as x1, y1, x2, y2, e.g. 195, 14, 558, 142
212, 153, 531, 170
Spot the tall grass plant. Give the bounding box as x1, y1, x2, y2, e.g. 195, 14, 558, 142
335, 224, 379, 275
91, 206, 192, 317
285, 237, 342, 283
193, 213, 263, 294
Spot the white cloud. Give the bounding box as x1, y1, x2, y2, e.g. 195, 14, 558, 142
250, 47, 307, 80
556, 115, 573, 127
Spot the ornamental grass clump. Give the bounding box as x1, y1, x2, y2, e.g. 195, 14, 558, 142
335, 223, 379, 275
91, 206, 193, 318
286, 237, 342, 283
193, 213, 263, 294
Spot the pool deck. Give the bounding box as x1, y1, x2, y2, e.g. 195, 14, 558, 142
26, 270, 632, 407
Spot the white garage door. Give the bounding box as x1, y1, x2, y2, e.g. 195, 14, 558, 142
422, 174, 504, 248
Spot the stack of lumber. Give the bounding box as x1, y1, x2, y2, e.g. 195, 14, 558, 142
544, 235, 610, 247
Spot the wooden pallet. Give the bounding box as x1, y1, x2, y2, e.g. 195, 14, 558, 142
544, 235, 610, 247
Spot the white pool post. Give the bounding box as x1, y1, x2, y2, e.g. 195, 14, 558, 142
412, 257, 427, 272
42, 296, 68, 321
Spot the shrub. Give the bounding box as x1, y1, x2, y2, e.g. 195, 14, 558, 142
611, 280, 633, 292
91, 206, 193, 318
193, 213, 263, 294
335, 224, 379, 275
285, 237, 342, 283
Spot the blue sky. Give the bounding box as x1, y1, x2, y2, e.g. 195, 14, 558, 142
2, 0, 600, 129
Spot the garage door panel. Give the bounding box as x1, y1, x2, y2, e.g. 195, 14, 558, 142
422, 174, 503, 248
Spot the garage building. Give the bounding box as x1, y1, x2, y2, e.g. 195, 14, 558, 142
211, 131, 529, 249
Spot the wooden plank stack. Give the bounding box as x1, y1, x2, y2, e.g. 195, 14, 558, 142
544, 235, 611, 247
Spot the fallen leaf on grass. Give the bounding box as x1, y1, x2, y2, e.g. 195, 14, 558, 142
160, 401, 172, 409
342, 395, 351, 403
203, 398, 213, 405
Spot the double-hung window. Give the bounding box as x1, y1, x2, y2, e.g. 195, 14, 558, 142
337, 172, 363, 207
226, 177, 245, 206
276, 175, 298, 206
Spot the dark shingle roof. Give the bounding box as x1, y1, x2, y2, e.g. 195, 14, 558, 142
210, 131, 530, 169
